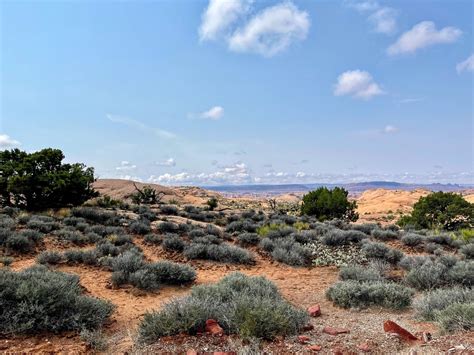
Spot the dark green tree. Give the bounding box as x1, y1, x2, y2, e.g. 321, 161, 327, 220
300, 186, 358, 221
397, 191, 474, 230
0, 148, 98, 210
206, 197, 218, 211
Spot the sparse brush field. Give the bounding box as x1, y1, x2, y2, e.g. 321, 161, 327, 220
0, 201, 473, 354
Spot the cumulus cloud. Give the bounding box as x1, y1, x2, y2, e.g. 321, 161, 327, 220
369, 7, 397, 34
199, 0, 253, 41
149, 162, 252, 185
0, 134, 21, 148
456, 54, 474, 74
334, 70, 384, 100
345, 0, 379, 13
346, 1, 397, 35
200, 106, 224, 120
228, 2, 310, 57
199, 1, 310, 57
387, 21, 462, 55
156, 158, 176, 167
115, 161, 137, 171
107, 114, 176, 139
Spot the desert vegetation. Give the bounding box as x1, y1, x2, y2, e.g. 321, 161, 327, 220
0, 152, 473, 352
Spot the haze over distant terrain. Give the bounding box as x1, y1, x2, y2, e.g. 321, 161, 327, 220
1, 0, 473, 185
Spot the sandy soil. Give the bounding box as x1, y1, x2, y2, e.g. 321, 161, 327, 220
3, 238, 473, 354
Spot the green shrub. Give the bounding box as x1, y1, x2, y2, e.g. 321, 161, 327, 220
301, 187, 358, 222
362, 242, 404, 264
351, 223, 378, 235
460, 244, 474, 259
447, 260, 474, 287
404, 260, 447, 290
80, 329, 108, 351
129, 220, 151, 235
270, 239, 312, 266
160, 205, 179, 215
0, 266, 113, 334
401, 233, 424, 246
436, 303, 474, 332
184, 243, 254, 264
162, 235, 186, 252
71, 207, 120, 226
0, 256, 13, 267
371, 228, 398, 241
0, 148, 98, 210
5, 233, 34, 253
0, 228, 14, 245
459, 229, 474, 242
157, 222, 179, 233
397, 192, 473, 231
326, 281, 414, 309
37, 251, 63, 265
414, 287, 474, 321
339, 265, 382, 282
237, 233, 260, 246
112, 258, 196, 291
144, 233, 162, 245
321, 229, 367, 246
138, 272, 307, 343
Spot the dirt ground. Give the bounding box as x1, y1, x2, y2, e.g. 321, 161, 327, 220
2, 236, 473, 355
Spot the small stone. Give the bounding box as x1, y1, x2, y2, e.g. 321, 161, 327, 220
383, 320, 418, 342
302, 323, 315, 331
358, 343, 371, 352
308, 305, 321, 317
298, 335, 310, 344
205, 319, 224, 336
308, 345, 322, 352
323, 326, 350, 336
187, 350, 198, 355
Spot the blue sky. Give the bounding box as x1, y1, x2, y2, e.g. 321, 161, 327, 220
1, 0, 473, 185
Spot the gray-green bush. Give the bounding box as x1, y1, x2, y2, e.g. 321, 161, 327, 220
326, 281, 414, 309
138, 272, 308, 343
0, 266, 113, 334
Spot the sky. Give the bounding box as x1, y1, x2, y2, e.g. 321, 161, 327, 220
1, 0, 473, 186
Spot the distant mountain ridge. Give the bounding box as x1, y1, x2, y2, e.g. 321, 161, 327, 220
204, 181, 473, 196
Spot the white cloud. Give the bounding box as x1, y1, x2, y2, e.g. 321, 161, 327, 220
334, 70, 384, 100
0, 134, 21, 148
228, 2, 310, 57
107, 114, 176, 139
346, 0, 379, 13
456, 54, 474, 74
387, 21, 462, 55
369, 7, 397, 34
200, 106, 224, 120
199, 0, 252, 41
149, 162, 252, 185
156, 158, 176, 167
115, 161, 137, 171
383, 125, 398, 133
347, 1, 397, 35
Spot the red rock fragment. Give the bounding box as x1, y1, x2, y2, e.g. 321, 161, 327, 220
205, 319, 224, 336
322, 326, 350, 336
298, 335, 310, 344
308, 345, 322, 352
186, 350, 198, 355
302, 323, 315, 331
383, 320, 418, 342
213, 352, 236, 355
358, 343, 371, 352
308, 304, 321, 317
